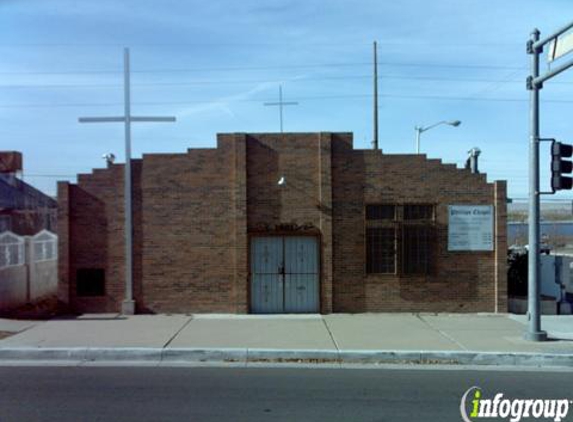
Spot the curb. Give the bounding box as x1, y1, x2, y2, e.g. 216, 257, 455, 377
0, 348, 572, 368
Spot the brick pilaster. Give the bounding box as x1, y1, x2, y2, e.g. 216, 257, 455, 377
319, 133, 334, 313
232, 133, 248, 313
494, 180, 508, 313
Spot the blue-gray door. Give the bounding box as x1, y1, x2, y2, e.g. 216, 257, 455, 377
251, 236, 319, 313
250, 237, 284, 314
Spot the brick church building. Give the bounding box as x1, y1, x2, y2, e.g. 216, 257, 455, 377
58, 132, 507, 314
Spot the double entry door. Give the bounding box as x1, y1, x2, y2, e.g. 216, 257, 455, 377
250, 236, 319, 313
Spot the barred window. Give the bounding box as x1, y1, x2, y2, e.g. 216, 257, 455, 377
366, 204, 436, 276
404, 204, 434, 220
366, 205, 395, 220
402, 225, 436, 275
366, 227, 396, 273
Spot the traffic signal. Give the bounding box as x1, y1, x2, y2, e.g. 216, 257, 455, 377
551, 142, 573, 190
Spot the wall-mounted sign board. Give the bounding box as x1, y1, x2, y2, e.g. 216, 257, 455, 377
448, 205, 494, 251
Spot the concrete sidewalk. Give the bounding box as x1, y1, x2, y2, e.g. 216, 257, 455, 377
1, 313, 572, 367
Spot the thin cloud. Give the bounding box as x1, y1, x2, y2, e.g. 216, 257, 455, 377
173, 80, 296, 120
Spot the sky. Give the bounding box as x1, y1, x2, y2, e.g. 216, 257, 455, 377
1, 0, 573, 200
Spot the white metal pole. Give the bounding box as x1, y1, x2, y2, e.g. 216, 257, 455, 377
123, 47, 134, 314
525, 30, 546, 341
373, 41, 378, 150
415, 127, 421, 154
77, 49, 175, 316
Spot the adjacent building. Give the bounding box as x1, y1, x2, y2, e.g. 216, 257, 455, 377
58, 133, 507, 314
0, 151, 57, 235
0, 151, 58, 311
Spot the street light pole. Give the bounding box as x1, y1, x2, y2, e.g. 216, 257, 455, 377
373, 41, 379, 150
414, 120, 461, 154
415, 126, 422, 154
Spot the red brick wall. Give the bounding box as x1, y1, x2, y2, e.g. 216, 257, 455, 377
244, 133, 334, 312
58, 136, 249, 314
58, 132, 506, 314
494, 181, 508, 312
330, 135, 506, 312
58, 164, 127, 313
57, 181, 70, 308
138, 139, 243, 313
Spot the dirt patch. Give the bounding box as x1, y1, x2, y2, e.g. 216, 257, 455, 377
0, 296, 60, 320
0, 331, 13, 340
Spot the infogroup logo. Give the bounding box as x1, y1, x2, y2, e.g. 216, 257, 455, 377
460, 386, 571, 422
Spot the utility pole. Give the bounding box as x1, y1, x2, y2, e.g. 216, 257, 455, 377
78, 48, 176, 315
525, 21, 573, 341
264, 85, 298, 133
373, 41, 379, 150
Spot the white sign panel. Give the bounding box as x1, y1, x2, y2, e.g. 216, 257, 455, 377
448, 205, 494, 251
548, 30, 573, 62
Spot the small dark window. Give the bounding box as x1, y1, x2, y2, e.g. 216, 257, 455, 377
366, 227, 396, 273
402, 226, 436, 275
0, 215, 11, 232
76, 268, 105, 297
366, 205, 395, 220
404, 204, 434, 220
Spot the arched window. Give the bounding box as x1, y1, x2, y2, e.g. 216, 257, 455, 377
32, 230, 58, 262
0, 231, 25, 268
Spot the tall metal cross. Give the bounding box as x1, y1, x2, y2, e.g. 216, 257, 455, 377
264, 85, 298, 133
78, 48, 176, 315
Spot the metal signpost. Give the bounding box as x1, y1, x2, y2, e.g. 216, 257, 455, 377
264, 85, 298, 133
78, 48, 176, 315
526, 22, 573, 341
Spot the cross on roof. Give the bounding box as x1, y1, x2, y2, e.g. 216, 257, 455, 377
264, 85, 298, 133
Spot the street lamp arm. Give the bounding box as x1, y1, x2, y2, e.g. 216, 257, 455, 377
419, 120, 450, 133
414, 119, 461, 154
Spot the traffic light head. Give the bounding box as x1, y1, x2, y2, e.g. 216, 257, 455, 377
552, 142, 573, 157
551, 142, 573, 191
552, 159, 573, 173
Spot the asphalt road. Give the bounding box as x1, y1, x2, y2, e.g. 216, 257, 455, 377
0, 366, 571, 422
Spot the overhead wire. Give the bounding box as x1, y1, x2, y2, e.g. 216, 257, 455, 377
0, 60, 527, 76
3, 93, 572, 109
